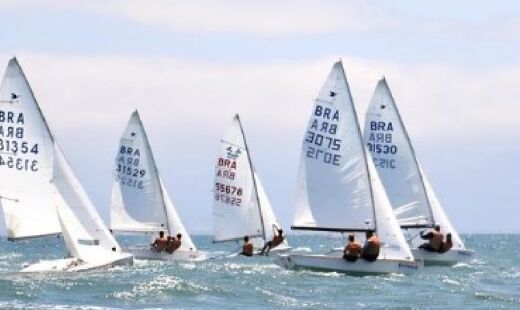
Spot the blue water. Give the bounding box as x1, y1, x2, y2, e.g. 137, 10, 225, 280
0, 234, 519, 309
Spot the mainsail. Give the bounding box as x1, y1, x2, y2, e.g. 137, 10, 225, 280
292, 61, 375, 232
0, 57, 60, 239
363, 78, 434, 228
213, 114, 264, 242
53, 142, 123, 262
110, 111, 195, 250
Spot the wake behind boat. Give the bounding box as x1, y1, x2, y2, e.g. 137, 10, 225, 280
110, 111, 205, 261
0, 58, 132, 273
213, 114, 290, 257
363, 78, 474, 266
276, 61, 421, 275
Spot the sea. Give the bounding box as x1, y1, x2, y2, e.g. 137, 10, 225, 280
0, 234, 518, 309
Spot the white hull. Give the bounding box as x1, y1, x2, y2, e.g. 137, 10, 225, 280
257, 244, 292, 256
411, 248, 474, 266
127, 246, 207, 261
276, 254, 422, 275
20, 253, 134, 273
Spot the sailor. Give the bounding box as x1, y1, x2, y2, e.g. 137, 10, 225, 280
343, 234, 362, 262
438, 233, 453, 253
418, 224, 443, 252
166, 233, 183, 254
360, 231, 381, 262
240, 235, 254, 257
152, 231, 168, 252
260, 229, 285, 256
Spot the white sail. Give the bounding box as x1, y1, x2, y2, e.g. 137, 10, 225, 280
110, 111, 168, 233
53, 143, 123, 262
293, 61, 375, 231
254, 172, 288, 246
213, 115, 263, 242
363, 78, 433, 228
368, 157, 414, 260
160, 178, 196, 251
413, 170, 466, 250
0, 57, 60, 239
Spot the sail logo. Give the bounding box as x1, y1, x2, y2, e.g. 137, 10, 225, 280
226, 146, 241, 159
0, 93, 20, 104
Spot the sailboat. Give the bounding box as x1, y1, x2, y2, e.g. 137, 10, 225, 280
0, 57, 132, 272
213, 114, 290, 254
363, 78, 474, 265
276, 61, 421, 275
110, 111, 204, 261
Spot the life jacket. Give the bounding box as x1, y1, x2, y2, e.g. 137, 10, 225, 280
429, 231, 443, 250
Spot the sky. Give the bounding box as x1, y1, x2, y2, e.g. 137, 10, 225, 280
0, 0, 519, 234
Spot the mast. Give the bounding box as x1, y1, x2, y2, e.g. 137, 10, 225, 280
381, 78, 435, 228
134, 111, 170, 234
235, 114, 266, 241
339, 61, 377, 232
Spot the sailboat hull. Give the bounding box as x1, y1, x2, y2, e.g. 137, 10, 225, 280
275, 254, 422, 275
411, 248, 474, 266
20, 253, 134, 273
127, 245, 207, 261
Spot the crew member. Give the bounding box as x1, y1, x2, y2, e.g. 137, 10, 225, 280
343, 234, 362, 262
260, 229, 285, 256
152, 231, 168, 252
360, 231, 381, 262
418, 224, 443, 252
240, 235, 254, 257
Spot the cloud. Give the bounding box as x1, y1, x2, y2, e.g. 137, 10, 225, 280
0, 0, 393, 36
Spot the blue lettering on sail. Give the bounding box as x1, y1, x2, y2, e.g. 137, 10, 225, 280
367, 121, 398, 169
304, 104, 341, 166
0, 110, 39, 172
115, 145, 146, 189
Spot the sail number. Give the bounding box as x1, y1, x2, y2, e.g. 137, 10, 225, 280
0, 138, 39, 155
0, 111, 41, 172
0, 154, 38, 171
214, 182, 242, 206
115, 145, 147, 189
366, 143, 397, 154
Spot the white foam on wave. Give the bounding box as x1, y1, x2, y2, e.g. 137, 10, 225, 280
111, 275, 210, 301
255, 287, 321, 308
